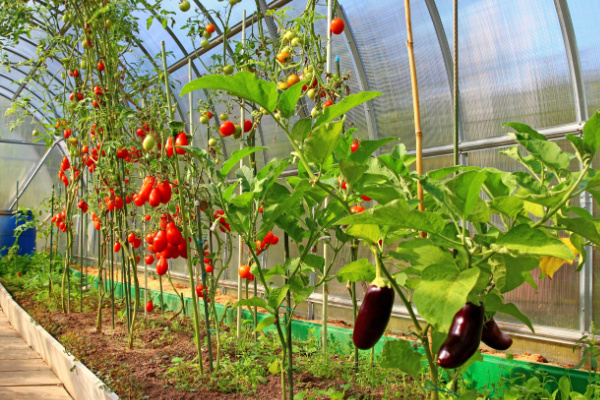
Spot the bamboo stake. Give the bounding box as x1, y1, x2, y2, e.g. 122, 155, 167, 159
404, 0, 426, 239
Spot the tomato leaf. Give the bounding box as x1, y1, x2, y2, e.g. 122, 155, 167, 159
413, 264, 481, 332
266, 285, 289, 311
345, 224, 381, 243
336, 258, 376, 283
232, 296, 266, 309
181, 71, 278, 112
313, 91, 382, 130
219, 146, 267, 177
339, 160, 368, 186
380, 339, 423, 378
583, 111, 600, 157
558, 217, 600, 246
348, 137, 397, 164
290, 118, 312, 147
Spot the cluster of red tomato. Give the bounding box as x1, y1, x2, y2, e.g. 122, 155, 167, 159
165, 132, 189, 157
132, 177, 172, 208
145, 220, 188, 273
81, 142, 102, 173
213, 209, 231, 232
77, 200, 89, 213
58, 156, 77, 186
91, 212, 102, 230
51, 207, 68, 232
238, 264, 254, 281
202, 251, 214, 273
195, 284, 210, 302
254, 231, 279, 256
218, 119, 252, 138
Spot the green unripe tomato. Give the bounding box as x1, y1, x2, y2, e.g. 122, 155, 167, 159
61, 72, 66, 80
219, 113, 228, 121
291, 37, 301, 47
282, 46, 291, 54
200, 115, 209, 124
208, 137, 217, 147
223, 65, 234, 75
311, 107, 322, 118
259, 107, 268, 114
304, 65, 314, 74
228, 0, 237, 5
214, 158, 220, 164
143, 135, 156, 151
304, 72, 313, 82
203, 31, 212, 39
179, 1, 191, 12
306, 88, 316, 100
224, 27, 231, 35
201, 39, 210, 49
105, 19, 112, 29
233, 124, 242, 138
284, 31, 296, 42
62, 13, 71, 23
80, 60, 87, 70
32, 129, 40, 137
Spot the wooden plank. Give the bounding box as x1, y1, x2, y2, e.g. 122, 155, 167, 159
0, 385, 72, 399
0, 370, 63, 386
0, 349, 41, 360
0, 359, 50, 372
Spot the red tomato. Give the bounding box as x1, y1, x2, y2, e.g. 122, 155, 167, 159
133, 194, 145, 207
262, 231, 274, 248
114, 196, 123, 210
330, 18, 344, 35
350, 205, 366, 213
178, 240, 187, 259
144, 214, 151, 221
239, 265, 250, 279
97, 61, 105, 71
166, 223, 182, 245
205, 264, 213, 273
149, 188, 162, 207
145, 255, 154, 265
125, 195, 131, 204
153, 230, 168, 252
175, 132, 188, 154
165, 136, 174, 157
362, 195, 372, 201
156, 257, 168, 275
145, 233, 155, 244
195, 284, 204, 298
136, 128, 145, 137
206, 24, 215, 34
63, 129, 72, 139
206, 111, 213, 119
127, 232, 136, 244
114, 242, 121, 252
351, 140, 359, 153
92, 100, 99, 108
146, 301, 153, 312
241, 120, 253, 133
324, 100, 333, 108
219, 121, 235, 137
156, 180, 172, 204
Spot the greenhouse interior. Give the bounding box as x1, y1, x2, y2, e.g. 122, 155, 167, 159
1, 0, 600, 399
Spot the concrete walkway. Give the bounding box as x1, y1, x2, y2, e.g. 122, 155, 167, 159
0, 306, 72, 400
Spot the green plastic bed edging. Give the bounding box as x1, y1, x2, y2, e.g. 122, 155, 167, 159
73, 269, 596, 396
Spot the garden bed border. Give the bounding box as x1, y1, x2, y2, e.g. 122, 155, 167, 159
0, 282, 119, 400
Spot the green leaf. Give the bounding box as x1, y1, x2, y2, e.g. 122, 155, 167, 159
261, 264, 287, 282
304, 121, 344, 167
391, 239, 455, 271
559, 217, 600, 246
339, 160, 368, 186
303, 254, 325, 274
229, 192, 254, 211
276, 81, 304, 118
254, 316, 275, 332
504, 122, 573, 174
482, 291, 534, 332
266, 285, 289, 311
336, 259, 376, 283
489, 254, 538, 293
146, 16, 154, 29
495, 224, 575, 259
219, 146, 267, 177
336, 199, 446, 234
413, 264, 481, 332
489, 196, 524, 218
348, 137, 397, 164
345, 224, 381, 243
583, 111, 600, 157
290, 118, 312, 147
233, 296, 267, 309
313, 91, 382, 129
380, 340, 422, 378
181, 72, 278, 111
292, 286, 315, 305
446, 170, 489, 218
168, 121, 185, 132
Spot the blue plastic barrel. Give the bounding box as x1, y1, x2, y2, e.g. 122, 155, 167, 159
0, 210, 36, 256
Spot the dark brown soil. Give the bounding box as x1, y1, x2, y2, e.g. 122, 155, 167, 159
9, 290, 399, 400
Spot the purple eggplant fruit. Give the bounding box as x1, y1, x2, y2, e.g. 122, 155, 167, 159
481, 318, 513, 350
352, 284, 395, 350
437, 302, 485, 369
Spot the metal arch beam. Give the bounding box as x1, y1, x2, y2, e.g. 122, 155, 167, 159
191, 0, 236, 57
2, 64, 63, 109
256, 0, 279, 41
337, 5, 378, 141
423, 0, 467, 152
0, 93, 49, 127
554, 0, 588, 122
0, 82, 55, 123
553, 0, 593, 335
0, 74, 61, 121
3, 48, 67, 91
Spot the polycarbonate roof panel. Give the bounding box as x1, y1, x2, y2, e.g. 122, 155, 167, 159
131, 9, 185, 62
436, 0, 576, 140
568, 0, 600, 118
341, 0, 454, 150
